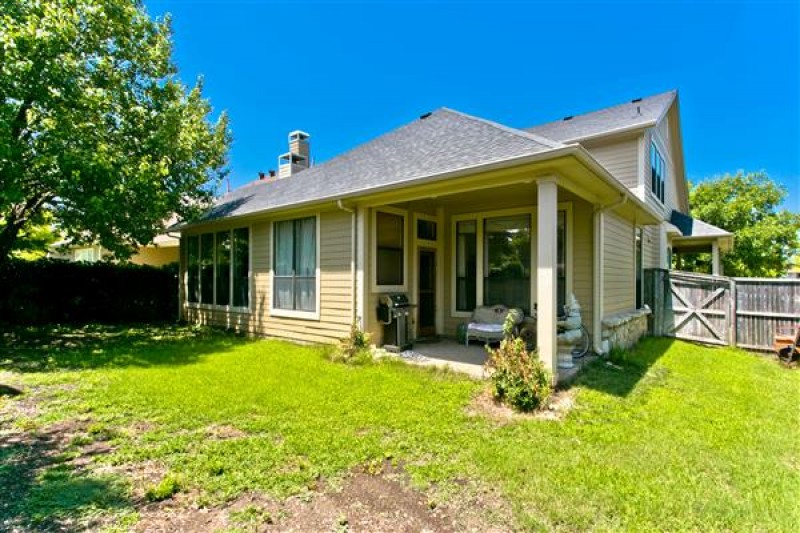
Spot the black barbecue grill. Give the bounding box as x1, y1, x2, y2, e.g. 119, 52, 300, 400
377, 293, 415, 352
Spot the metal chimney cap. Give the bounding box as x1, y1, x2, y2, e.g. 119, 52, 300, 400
288, 130, 310, 141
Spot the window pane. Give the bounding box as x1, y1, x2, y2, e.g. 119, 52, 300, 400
200, 233, 214, 304
376, 212, 403, 248
186, 236, 199, 303
484, 215, 530, 313
376, 212, 404, 286
232, 228, 249, 307
296, 217, 316, 277
215, 231, 231, 306
417, 219, 437, 241
274, 277, 294, 309
557, 211, 566, 313
274, 220, 294, 276
377, 249, 403, 286
456, 220, 477, 311
295, 278, 316, 311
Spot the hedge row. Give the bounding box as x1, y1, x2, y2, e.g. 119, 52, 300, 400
0, 259, 178, 325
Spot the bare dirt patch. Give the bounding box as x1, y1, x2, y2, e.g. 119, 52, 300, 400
133, 462, 514, 532
466, 387, 575, 424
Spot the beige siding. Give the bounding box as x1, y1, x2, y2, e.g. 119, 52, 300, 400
572, 201, 594, 330
130, 245, 179, 267
642, 225, 661, 269
182, 209, 355, 344
603, 211, 635, 316
584, 137, 641, 189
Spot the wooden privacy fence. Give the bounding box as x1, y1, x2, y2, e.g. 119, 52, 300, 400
644, 269, 800, 351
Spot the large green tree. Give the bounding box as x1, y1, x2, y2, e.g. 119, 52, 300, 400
0, 0, 230, 263
689, 171, 800, 277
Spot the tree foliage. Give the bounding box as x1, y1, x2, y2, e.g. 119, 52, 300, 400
0, 0, 230, 263
688, 171, 800, 277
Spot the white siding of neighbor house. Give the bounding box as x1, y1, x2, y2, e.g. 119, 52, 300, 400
603, 211, 635, 316
183, 209, 354, 344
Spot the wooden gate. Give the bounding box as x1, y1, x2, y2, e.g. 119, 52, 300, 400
667, 271, 734, 345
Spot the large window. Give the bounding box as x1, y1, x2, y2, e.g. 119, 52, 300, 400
484, 215, 531, 313
186, 237, 200, 304
453, 208, 569, 316
200, 233, 214, 304
650, 142, 665, 203
455, 220, 477, 312
232, 228, 250, 307
557, 211, 567, 312
273, 216, 317, 313
185, 228, 249, 308
375, 211, 405, 287
215, 231, 231, 306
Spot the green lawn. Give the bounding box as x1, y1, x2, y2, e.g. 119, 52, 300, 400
1, 325, 798, 531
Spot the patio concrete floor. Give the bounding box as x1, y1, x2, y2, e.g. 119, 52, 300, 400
389, 338, 594, 383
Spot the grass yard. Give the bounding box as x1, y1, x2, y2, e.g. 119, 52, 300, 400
1, 325, 798, 531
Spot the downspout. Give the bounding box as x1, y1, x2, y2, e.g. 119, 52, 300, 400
337, 199, 358, 322
593, 194, 627, 355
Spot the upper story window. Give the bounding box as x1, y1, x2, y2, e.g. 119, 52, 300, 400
650, 142, 666, 203
186, 228, 250, 308
273, 216, 318, 313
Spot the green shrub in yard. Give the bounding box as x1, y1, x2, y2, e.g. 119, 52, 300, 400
485, 314, 552, 412
144, 474, 182, 502
331, 320, 372, 364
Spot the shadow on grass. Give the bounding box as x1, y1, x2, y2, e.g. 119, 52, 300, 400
0, 425, 132, 530
571, 336, 675, 397
0, 323, 248, 373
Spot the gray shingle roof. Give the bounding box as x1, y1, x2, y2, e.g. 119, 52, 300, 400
195, 108, 563, 224
670, 210, 732, 238
525, 90, 676, 143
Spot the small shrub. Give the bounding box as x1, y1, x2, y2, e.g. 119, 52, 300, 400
331, 320, 372, 364
484, 314, 552, 412
230, 504, 273, 526
145, 474, 182, 502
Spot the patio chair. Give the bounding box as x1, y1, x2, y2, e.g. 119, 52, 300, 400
465, 305, 524, 346
774, 325, 800, 363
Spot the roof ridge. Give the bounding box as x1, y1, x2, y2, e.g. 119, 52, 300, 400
526, 89, 677, 132
439, 107, 566, 149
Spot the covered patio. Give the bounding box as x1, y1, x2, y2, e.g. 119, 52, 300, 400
352, 152, 659, 382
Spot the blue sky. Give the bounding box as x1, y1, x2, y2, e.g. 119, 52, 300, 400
145, 0, 799, 211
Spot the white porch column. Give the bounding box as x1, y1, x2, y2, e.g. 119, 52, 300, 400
711, 242, 722, 276
537, 178, 559, 381
355, 206, 367, 328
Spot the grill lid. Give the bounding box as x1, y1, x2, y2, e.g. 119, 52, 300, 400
379, 293, 411, 307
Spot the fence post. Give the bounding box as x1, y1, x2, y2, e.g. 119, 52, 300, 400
728, 278, 737, 347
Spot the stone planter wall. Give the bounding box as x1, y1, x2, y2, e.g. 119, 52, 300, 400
601, 307, 652, 351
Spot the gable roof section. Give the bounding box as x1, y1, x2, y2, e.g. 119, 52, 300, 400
196, 108, 564, 223
525, 90, 676, 143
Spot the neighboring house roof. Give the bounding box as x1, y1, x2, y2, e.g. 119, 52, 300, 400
195, 108, 565, 224
669, 210, 733, 251
525, 90, 676, 143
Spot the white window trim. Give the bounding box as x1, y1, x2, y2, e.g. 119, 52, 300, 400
371, 206, 409, 293
269, 213, 321, 321
449, 203, 573, 318
185, 226, 253, 314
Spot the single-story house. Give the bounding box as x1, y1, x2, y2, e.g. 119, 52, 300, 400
175, 90, 732, 381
